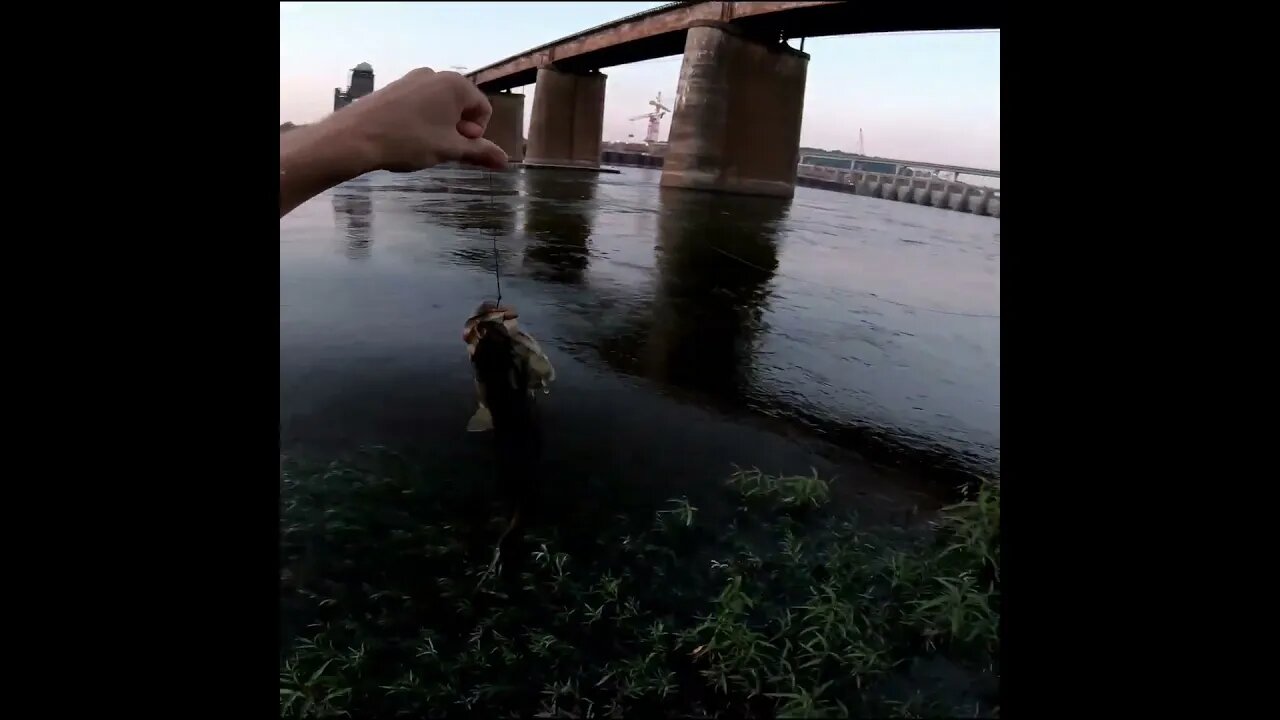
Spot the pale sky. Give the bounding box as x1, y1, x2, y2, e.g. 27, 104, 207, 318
280, 2, 1000, 170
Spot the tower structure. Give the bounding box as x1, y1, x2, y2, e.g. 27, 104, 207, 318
333, 62, 375, 111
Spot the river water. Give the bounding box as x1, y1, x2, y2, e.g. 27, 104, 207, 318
280, 166, 999, 514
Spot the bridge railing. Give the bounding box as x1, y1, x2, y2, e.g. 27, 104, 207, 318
466, 1, 694, 79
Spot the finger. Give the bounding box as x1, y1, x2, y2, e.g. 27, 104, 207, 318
447, 74, 493, 131
461, 95, 493, 132
453, 137, 509, 170
457, 119, 485, 139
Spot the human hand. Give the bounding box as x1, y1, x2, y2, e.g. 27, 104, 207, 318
335, 67, 510, 173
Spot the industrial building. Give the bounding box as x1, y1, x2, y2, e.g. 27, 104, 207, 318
333, 62, 375, 111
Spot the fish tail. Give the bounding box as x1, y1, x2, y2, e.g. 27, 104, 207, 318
466, 404, 494, 432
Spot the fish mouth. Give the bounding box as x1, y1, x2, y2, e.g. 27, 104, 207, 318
472, 318, 512, 343
465, 303, 519, 328
464, 304, 522, 349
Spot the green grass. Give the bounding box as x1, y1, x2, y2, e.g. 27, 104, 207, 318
280, 451, 999, 718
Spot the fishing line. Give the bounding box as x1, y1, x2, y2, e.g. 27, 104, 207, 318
489, 170, 503, 306
483, 168, 521, 577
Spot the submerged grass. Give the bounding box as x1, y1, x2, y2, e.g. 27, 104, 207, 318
280, 452, 999, 718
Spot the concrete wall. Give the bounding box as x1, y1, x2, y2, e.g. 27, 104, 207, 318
601, 150, 664, 168
660, 25, 809, 198
484, 92, 526, 163
590, 155, 1002, 217
795, 165, 1001, 217
525, 67, 608, 170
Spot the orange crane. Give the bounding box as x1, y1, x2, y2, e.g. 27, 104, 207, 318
628, 92, 673, 145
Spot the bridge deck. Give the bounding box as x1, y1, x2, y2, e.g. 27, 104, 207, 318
466, 1, 999, 92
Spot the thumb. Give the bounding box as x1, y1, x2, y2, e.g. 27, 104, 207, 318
451, 136, 509, 170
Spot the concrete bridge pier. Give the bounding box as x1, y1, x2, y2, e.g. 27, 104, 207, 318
929, 181, 947, 208
524, 66, 608, 170
855, 173, 875, 196
896, 178, 912, 202
912, 181, 929, 205
971, 188, 995, 215
484, 91, 525, 163
661, 25, 809, 198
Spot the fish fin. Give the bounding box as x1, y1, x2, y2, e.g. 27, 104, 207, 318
467, 405, 494, 432
530, 353, 555, 384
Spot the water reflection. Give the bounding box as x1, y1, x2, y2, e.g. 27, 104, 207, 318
332, 185, 373, 259
413, 169, 519, 272
417, 170, 518, 234
601, 189, 787, 401
286, 166, 1001, 485
521, 171, 597, 284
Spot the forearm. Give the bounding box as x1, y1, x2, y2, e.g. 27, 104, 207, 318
279, 115, 377, 217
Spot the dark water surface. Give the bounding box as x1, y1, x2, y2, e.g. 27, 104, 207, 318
280, 166, 999, 515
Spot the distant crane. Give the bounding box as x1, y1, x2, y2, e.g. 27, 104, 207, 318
628, 92, 673, 145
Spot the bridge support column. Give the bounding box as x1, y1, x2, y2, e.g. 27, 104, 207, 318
661, 25, 809, 198
973, 188, 995, 215
524, 66, 607, 170
483, 91, 525, 163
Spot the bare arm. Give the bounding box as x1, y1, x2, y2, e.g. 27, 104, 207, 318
280, 68, 508, 218
279, 119, 375, 217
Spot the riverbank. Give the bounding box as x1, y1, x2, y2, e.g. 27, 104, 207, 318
280, 449, 1000, 717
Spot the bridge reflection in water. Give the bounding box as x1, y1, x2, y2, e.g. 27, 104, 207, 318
596, 188, 787, 403
521, 171, 597, 285
289, 167, 998, 486
331, 184, 373, 260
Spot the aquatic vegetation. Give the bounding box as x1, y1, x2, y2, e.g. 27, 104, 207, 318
280, 450, 1000, 718
726, 466, 832, 508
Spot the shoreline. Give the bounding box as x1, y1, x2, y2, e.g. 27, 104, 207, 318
280, 453, 1000, 717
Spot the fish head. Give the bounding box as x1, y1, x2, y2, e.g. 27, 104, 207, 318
467, 302, 519, 325
472, 300, 500, 317
464, 303, 520, 344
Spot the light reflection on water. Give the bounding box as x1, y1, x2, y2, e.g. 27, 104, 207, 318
281, 165, 999, 494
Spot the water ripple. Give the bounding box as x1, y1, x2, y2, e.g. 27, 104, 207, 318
281, 167, 1000, 485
